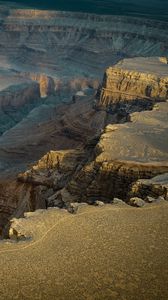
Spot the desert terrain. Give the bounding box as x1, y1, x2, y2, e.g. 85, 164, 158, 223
0, 2, 168, 299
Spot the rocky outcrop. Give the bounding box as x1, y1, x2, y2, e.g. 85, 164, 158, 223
0, 180, 32, 237
0, 81, 40, 109
0, 95, 106, 232
0, 5, 168, 232
97, 57, 168, 111
0, 5, 168, 175
19, 72, 55, 97
0, 76, 41, 135
0, 94, 105, 176
8, 207, 65, 241
18, 149, 86, 190
53, 101, 168, 205
159, 57, 168, 64
130, 173, 168, 200
13, 100, 168, 213
0, 6, 168, 297
1, 57, 168, 229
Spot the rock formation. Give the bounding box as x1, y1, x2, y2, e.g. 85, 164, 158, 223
130, 173, 168, 200
0, 4, 167, 235
0, 53, 168, 235
18, 72, 56, 97
0, 4, 168, 299
97, 57, 168, 111
0, 5, 167, 179
15, 85, 168, 214
0, 71, 41, 135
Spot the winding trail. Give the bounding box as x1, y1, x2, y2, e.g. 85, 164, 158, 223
0, 203, 167, 300
0, 206, 114, 253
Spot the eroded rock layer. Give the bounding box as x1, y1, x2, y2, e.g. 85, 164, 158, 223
0, 54, 168, 233
0, 4, 168, 298
14, 100, 168, 218
0, 4, 168, 234
98, 57, 168, 111
0, 7, 167, 177
0, 7, 168, 84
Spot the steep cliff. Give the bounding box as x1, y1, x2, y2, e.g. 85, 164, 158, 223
130, 173, 168, 200
0, 5, 168, 178
0, 5, 168, 298
0, 82, 40, 109
18, 72, 56, 97
97, 57, 168, 111
65, 100, 168, 203
0, 95, 106, 235
0, 2, 168, 236
0, 71, 41, 135
14, 100, 168, 214
1, 56, 168, 231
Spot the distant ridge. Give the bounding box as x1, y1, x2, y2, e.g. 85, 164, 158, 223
0, 0, 168, 22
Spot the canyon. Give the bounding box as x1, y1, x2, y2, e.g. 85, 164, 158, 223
0, 2, 168, 300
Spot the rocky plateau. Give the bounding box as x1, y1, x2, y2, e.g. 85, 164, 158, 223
0, 2, 168, 299
0, 2, 167, 234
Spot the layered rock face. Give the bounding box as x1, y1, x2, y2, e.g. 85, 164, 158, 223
0, 4, 168, 233
130, 173, 168, 200
0, 81, 40, 109
0, 6, 167, 177
0, 95, 106, 233
1, 55, 168, 232
17, 72, 56, 97
97, 57, 168, 111
0, 5, 168, 299
0, 7, 168, 80
0, 71, 41, 135
15, 97, 168, 213
62, 102, 168, 204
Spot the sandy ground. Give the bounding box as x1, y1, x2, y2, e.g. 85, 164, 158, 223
0, 202, 167, 300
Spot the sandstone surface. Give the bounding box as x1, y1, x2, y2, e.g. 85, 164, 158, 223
14, 100, 168, 214
0, 4, 168, 299
98, 57, 168, 111
1, 54, 168, 230
0, 203, 168, 300
131, 172, 168, 200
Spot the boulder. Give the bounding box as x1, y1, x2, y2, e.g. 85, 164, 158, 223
95, 200, 105, 207
145, 196, 157, 203
129, 197, 145, 207
112, 198, 126, 205
67, 202, 88, 214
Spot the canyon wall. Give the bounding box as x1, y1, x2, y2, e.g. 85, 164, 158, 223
0, 81, 40, 109
0, 78, 41, 135
15, 100, 168, 213
1, 56, 168, 234
0, 8, 168, 80
97, 57, 168, 111
18, 73, 56, 97
0, 3, 168, 234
